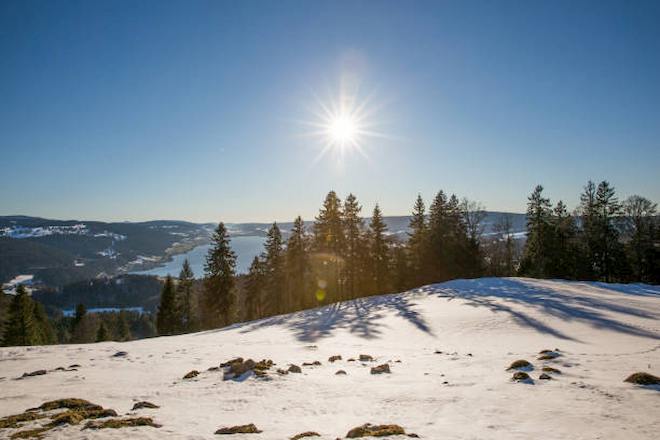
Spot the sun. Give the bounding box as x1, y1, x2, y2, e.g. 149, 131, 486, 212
297, 79, 387, 164
328, 113, 358, 146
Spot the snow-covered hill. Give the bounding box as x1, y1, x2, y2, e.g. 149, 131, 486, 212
1, 278, 659, 439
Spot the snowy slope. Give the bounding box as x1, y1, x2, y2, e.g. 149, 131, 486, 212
1, 278, 659, 439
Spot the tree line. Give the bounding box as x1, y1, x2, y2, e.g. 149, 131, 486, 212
156, 183, 657, 334
2, 182, 657, 345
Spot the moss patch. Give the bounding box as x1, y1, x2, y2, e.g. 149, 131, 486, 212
624, 372, 660, 385
512, 371, 532, 382
541, 366, 561, 374
84, 417, 161, 430
48, 408, 117, 427
291, 432, 320, 439
506, 360, 532, 370
346, 423, 406, 438
132, 401, 160, 410
35, 398, 101, 412
215, 423, 262, 434
9, 427, 51, 439
0, 412, 47, 429
328, 355, 342, 363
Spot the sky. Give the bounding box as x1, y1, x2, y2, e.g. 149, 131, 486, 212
1, 0, 659, 223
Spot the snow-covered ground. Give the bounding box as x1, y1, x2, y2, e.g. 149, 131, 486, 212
1, 277, 659, 439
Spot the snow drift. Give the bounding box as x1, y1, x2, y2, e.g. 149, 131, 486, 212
1, 277, 659, 439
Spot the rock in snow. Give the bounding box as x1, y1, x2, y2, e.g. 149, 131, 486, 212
0, 277, 658, 439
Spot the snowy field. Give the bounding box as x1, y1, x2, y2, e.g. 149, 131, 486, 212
1, 277, 659, 439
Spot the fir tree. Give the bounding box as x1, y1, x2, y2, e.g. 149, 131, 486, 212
407, 194, 428, 286
2, 285, 40, 346
368, 204, 390, 294
519, 185, 553, 277
285, 216, 310, 311
342, 194, 365, 299
202, 222, 237, 328
177, 259, 197, 332
262, 222, 285, 315
117, 310, 132, 341
96, 321, 110, 342
245, 256, 266, 320
33, 301, 56, 345
391, 243, 410, 292
313, 191, 345, 302
157, 275, 178, 335
427, 190, 451, 281
548, 200, 579, 278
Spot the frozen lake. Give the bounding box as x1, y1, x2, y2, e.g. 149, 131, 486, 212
131, 235, 266, 278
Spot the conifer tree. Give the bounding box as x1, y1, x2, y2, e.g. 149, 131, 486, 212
73, 303, 86, 331
313, 191, 345, 302
285, 216, 310, 311
33, 301, 56, 345
157, 275, 177, 335
594, 181, 628, 281
177, 259, 197, 332
2, 285, 40, 346
407, 194, 428, 286
519, 185, 553, 277
245, 256, 266, 320
117, 310, 132, 341
368, 204, 390, 294
203, 222, 237, 328
342, 194, 365, 299
548, 200, 579, 278
427, 190, 451, 281
391, 243, 410, 292
96, 321, 110, 342
262, 222, 285, 315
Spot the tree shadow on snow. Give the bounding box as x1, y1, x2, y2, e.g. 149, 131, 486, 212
214, 292, 434, 343
207, 278, 659, 343
430, 278, 660, 341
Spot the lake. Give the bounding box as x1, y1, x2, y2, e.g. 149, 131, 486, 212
131, 235, 266, 278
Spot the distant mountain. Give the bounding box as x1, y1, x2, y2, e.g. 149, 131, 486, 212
0, 216, 212, 286
0, 212, 526, 286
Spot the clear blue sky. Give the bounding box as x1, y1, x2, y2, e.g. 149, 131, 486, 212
1, 0, 659, 223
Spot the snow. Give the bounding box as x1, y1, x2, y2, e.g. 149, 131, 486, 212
1, 277, 658, 439
2, 274, 34, 295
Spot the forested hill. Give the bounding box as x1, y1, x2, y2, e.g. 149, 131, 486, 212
0, 217, 213, 286
0, 213, 526, 287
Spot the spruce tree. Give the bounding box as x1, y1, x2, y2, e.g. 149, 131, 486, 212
157, 275, 177, 335
285, 216, 310, 311
177, 259, 197, 332
202, 222, 237, 328
368, 204, 390, 294
245, 256, 266, 320
262, 222, 285, 315
117, 310, 132, 341
2, 285, 40, 346
96, 321, 110, 342
595, 181, 627, 281
427, 190, 450, 281
548, 200, 579, 279
407, 194, 428, 286
342, 194, 365, 299
519, 185, 553, 277
313, 191, 345, 302
33, 301, 56, 345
